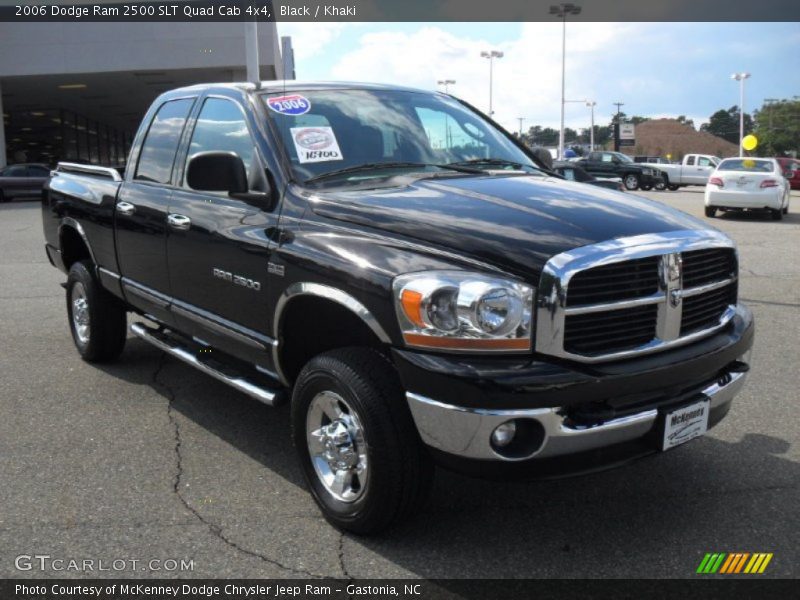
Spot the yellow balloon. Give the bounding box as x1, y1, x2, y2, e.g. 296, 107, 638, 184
742, 134, 758, 151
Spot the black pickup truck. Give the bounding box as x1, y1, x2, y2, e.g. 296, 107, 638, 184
576, 150, 665, 190
43, 82, 753, 533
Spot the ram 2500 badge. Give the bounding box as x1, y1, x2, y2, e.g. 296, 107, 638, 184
42, 82, 753, 533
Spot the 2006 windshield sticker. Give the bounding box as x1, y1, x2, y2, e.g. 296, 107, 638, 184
267, 94, 311, 116
291, 127, 344, 163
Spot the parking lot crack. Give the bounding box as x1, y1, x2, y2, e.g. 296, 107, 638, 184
338, 532, 353, 581
151, 352, 329, 578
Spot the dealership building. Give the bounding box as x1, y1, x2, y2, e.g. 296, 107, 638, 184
0, 21, 294, 167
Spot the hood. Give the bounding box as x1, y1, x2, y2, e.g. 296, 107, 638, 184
309, 175, 709, 278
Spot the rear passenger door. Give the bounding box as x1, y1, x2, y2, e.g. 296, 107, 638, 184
166, 95, 279, 365
115, 97, 195, 324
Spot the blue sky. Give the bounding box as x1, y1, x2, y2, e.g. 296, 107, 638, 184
278, 22, 800, 134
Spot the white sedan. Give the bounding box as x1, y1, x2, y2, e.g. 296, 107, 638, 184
704, 157, 792, 220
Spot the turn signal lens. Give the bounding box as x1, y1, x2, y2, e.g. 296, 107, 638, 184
400, 290, 425, 328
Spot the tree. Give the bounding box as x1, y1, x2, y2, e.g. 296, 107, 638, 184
701, 106, 753, 144
676, 115, 695, 130
754, 99, 800, 156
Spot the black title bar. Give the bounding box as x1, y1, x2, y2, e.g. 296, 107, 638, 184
1, 0, 799, 22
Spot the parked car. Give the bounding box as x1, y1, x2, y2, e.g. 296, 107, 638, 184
705, 157, 791, 220
43, 81, 753, 533
640, 154, 720, 191
575, 151, 664, 190
634, 156, 673, 165
552, 160, 625, 191
0, 162, 51, 201
775, 157, 800, 190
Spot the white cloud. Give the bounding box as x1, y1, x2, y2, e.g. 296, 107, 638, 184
327, 23, 645, 133
278, 23, 354, 61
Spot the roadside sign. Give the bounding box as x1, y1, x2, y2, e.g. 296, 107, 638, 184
620, 123, 635, 140
619, 139, 635, 147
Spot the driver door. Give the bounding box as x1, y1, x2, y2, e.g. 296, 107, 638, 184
167, 95, 280, 365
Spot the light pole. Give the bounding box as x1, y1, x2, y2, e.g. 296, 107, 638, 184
550, 3, 582, 159
480, 50, 504, 116
437, 79, 456, 94
517, 117, 526, 139
586, 100, 596, 151
613, 101, 624, 151
731, 72, 751, 155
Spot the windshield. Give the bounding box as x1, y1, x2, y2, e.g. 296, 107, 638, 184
718, 159, 774, 172
261, 89, 541, 185
615, 153, 634, 164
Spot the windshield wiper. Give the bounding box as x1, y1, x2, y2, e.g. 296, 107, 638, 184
448, 158, 527, 169
305, 161, 482, 184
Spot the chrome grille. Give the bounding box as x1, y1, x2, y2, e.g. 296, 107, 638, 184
536, 230, 738, 362
566, 256, 659, 306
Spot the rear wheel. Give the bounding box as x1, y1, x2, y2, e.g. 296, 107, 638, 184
0, 189, 5, 203
292, 347, 433, 534
66, 260, 127, 362
623, 173, 640, 191
771, 208, 783, 221
668, 184, 680, 191
655, 175, 668, 191
640, 184, 653, 191
704, 206, 717, 218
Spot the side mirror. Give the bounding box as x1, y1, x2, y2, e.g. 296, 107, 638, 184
784, 170, 795, 179
186, 151, 248, 194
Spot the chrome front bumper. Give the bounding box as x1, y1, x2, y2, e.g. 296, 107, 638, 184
406, 366, 748, 462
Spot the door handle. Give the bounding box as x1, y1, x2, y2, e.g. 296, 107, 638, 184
167, 213, 191, 231
116, 201, 136, 216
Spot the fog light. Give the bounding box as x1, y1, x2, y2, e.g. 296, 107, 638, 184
491, 421, 517, 447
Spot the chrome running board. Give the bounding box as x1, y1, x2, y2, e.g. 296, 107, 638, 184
131, 322, 283, 407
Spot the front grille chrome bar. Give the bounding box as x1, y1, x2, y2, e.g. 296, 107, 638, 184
535, 230, 737, 363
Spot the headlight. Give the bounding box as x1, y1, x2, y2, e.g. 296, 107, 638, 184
393, 271, 534, 352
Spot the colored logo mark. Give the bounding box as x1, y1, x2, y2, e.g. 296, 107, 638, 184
696, 552, 773, 574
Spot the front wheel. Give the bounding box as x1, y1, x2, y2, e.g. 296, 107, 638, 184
655, 176, 669, 191
291, 348, 433, 534
623, 173, 640, 190
66, 260, 127, 362
640, 184, 653, 191
668, 184, 680, 191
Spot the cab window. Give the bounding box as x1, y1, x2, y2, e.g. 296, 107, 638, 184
184, 97, 258, 184
135, 98, 194, 184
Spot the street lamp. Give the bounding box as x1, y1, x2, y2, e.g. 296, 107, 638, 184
550, 2, 582, 159
517, 117, 526, 138
585, 100, 596, 151
437, 79, 456, 94
480, 50, 504, 116
731, 72, 751, 155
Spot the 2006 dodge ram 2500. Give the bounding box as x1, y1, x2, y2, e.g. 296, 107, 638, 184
43, 82, 753, 533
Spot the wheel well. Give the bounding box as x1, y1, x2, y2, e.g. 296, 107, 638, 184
60, 226, 92, 270
278, 296, 386, 384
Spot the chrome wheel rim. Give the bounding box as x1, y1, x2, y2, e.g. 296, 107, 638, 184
71, 282, 90, 344
306, 390, 368, 503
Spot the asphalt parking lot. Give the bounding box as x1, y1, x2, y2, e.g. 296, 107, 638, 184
1, 188, 798, 580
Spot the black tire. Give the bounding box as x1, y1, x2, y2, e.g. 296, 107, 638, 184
655, 175, 668, 191
623, 173, 640, 191
640, 184, 653, 191
770, 208, 783, 221
668, 184, 680, 191
0, 189, 5, 203
704, 206, 717, 218
66, 260, 127, 362
291, 347, 433, 534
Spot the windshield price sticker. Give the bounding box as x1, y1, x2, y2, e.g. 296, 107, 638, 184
291, 127, 344, 163
267, 94, 311, 116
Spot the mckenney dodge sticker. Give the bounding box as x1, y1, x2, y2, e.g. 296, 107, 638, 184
290, 127, 343, 163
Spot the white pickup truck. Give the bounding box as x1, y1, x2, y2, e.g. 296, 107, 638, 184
641, 154, 721, 190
